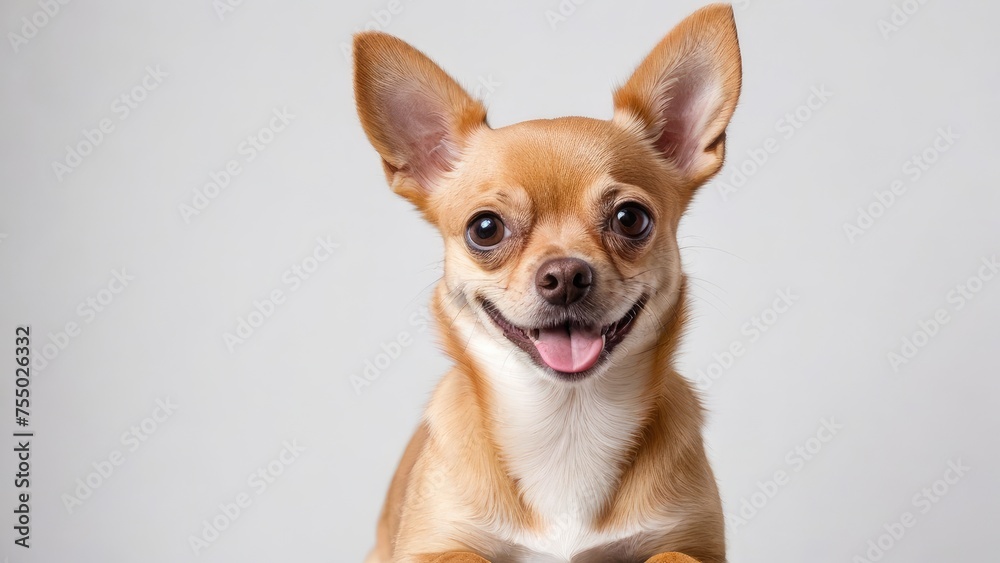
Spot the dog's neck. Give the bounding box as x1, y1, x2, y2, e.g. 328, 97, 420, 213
431, 282, 689, 529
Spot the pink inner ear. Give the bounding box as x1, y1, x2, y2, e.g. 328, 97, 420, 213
651, 66, 721, 174
386, 89, 459, 190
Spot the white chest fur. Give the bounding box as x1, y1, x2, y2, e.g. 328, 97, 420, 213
464, 320, 657, 561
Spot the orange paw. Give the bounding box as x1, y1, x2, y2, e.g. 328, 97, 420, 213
644, 553, 701, 563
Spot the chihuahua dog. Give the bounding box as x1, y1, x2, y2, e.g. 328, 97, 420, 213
354, 4, 741, 562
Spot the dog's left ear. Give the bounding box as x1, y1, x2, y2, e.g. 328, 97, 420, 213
613, 4, 742, 190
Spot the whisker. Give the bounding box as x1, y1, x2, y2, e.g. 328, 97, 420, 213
401, 275, 444, 311
677, 243, 747, 263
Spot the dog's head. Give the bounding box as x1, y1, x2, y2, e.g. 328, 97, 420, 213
353, 4, 741, 382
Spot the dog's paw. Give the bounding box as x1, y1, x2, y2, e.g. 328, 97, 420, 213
424, 553, 491, 563
644, 553, 701, 563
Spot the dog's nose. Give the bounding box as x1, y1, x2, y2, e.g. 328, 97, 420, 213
535, 257, 593, 306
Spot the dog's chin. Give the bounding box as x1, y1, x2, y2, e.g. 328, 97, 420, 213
480, 297, 646, 382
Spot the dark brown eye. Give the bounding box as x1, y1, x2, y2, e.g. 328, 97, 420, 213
467, 212, 507, 250
610, 204, 652, 240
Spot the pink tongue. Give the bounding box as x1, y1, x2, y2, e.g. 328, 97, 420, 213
533, 324, 605, 373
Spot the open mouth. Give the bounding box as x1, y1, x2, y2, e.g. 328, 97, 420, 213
481, 297, 646, 381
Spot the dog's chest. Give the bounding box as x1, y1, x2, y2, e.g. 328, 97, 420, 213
486, 366, 650, 560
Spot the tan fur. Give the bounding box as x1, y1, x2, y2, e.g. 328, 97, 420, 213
644, 554, 702, 563
355, 5, 742, 562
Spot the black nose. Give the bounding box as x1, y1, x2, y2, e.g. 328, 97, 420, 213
535, 257, 593, 306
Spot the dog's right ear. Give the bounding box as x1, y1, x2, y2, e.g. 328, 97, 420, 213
353, 32, 487, 213
612, 4, 742, 195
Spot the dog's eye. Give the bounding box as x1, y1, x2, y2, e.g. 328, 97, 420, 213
467, 212, 507, 250
610, 204, 652, 240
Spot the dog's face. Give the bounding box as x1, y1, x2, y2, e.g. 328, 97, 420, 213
354, 5, 741, 381
429, 120, 690, 380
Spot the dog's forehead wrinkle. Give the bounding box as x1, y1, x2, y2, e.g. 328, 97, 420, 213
444, 118, 688, 234
496, 119, 678, 213
471, 119, 619, 185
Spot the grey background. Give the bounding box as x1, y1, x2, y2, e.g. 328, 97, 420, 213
1, 0, 998, 562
